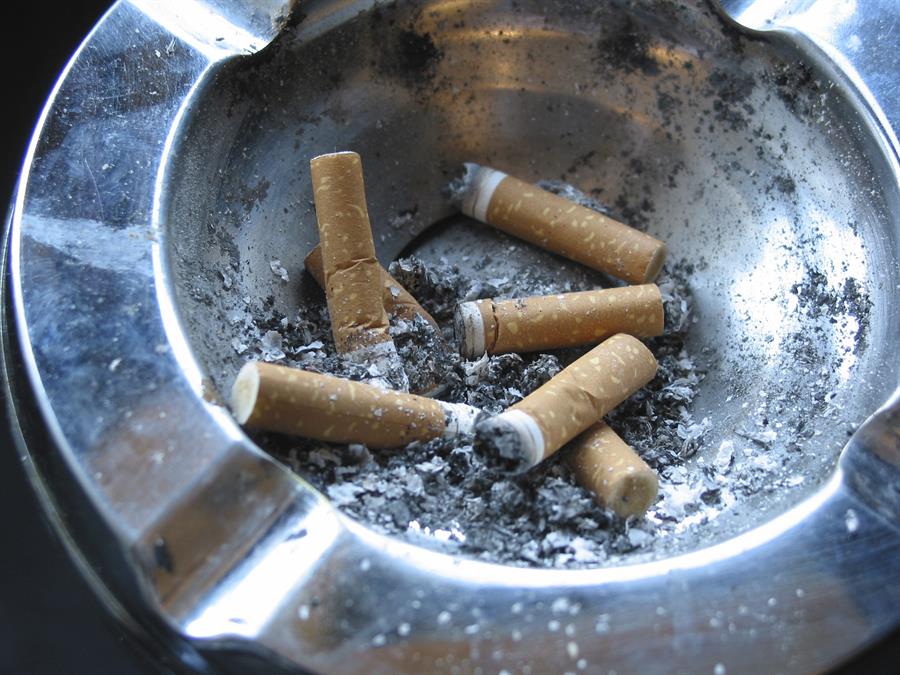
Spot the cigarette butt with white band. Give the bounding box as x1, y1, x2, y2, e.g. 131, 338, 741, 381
310, 151, 393, 354
568, 422, 658, 518
231, 362, 479, 448
475, 334, 658, 470
305, 245, 439, 329
454, 284, 664, 358
453, 163, 667, 284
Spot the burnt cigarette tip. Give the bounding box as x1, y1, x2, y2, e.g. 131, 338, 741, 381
609, 471, 659, 519
231, 362, 261, 425
454, 301, 486, 359
445, 162, 483, 207
474, 410, 543, 472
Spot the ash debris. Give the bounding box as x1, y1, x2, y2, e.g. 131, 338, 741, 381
706, 68, 757, 131
390, 313, 462, 395
224, 169, 731, 567
242, 244, 713, 567
790, 268, 871, 337
388, 257, 473, 323
594, 15, 660, 77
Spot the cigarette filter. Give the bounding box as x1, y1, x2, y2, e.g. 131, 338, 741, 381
455, 284, 664, 358
308, 245, 446, 397
305, 245, 439, 329
456, 164, 667, 284
310, 151, 392, 354
568, 422, 658, 518
231, 362, 479, 448
475, 333, 657, 470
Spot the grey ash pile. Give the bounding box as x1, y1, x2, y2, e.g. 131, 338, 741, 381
243, 237, 712, 566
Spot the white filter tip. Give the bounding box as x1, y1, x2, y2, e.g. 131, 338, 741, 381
461, 166, 507, 222
498, 409, 545, 466
455, 301, 487, 358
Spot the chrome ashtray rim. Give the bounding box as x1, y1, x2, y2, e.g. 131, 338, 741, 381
3, 1, 899, 673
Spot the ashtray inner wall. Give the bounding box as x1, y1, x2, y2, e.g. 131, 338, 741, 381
163, 0, 897, 564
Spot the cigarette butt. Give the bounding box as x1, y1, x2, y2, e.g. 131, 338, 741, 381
310, 151, 392, 354
454, 285, 664, 358
305, 245, 439, 329
308, 245, 444, 397
568, 422, 658, 518
456, 164, 667, 284
231, 362, 478, 448
475, 334, 657, 469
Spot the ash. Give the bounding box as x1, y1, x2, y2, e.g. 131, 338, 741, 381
243, 237, 717, 567
229, 172, 748, 567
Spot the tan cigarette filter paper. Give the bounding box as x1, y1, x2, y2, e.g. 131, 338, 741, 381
511, 333, 657, 462
465, 167, 666, 283
569, 422, 659, 518
310, 151, 392, 353
459, 284, 663, 357
231, 362, 447, 448
305, 245, 439, 329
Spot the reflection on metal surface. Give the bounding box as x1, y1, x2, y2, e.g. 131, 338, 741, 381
729, 217, 804, 363
20, 216, 154, 276
128, 0, 296, 57
3, 0, 899, 672
184, 499, 342, 639
721, 0, 900, 163
151, 62, 222, 398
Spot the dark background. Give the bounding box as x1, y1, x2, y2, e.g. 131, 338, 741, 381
1, 2, 896, 674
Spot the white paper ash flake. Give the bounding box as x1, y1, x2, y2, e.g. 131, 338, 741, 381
326, 482, 366, 506
714, 440, 735, 474
260, 330, 286, 361
269, 259, 289, 282
626, 528, 652, 547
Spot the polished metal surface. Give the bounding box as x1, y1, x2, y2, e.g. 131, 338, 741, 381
3, 0, 899, 673
721, 0, 900, 156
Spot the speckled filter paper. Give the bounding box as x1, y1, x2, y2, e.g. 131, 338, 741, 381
568, 422, 659, 518
305, 245, 439, 329
511, 333, 658, 460
472, 169, 666, 284
234, 362, 447, 448
461, 284, 663, 355
310, 152, 392, 353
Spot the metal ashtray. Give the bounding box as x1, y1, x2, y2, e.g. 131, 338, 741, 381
2, 0, 898, 672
